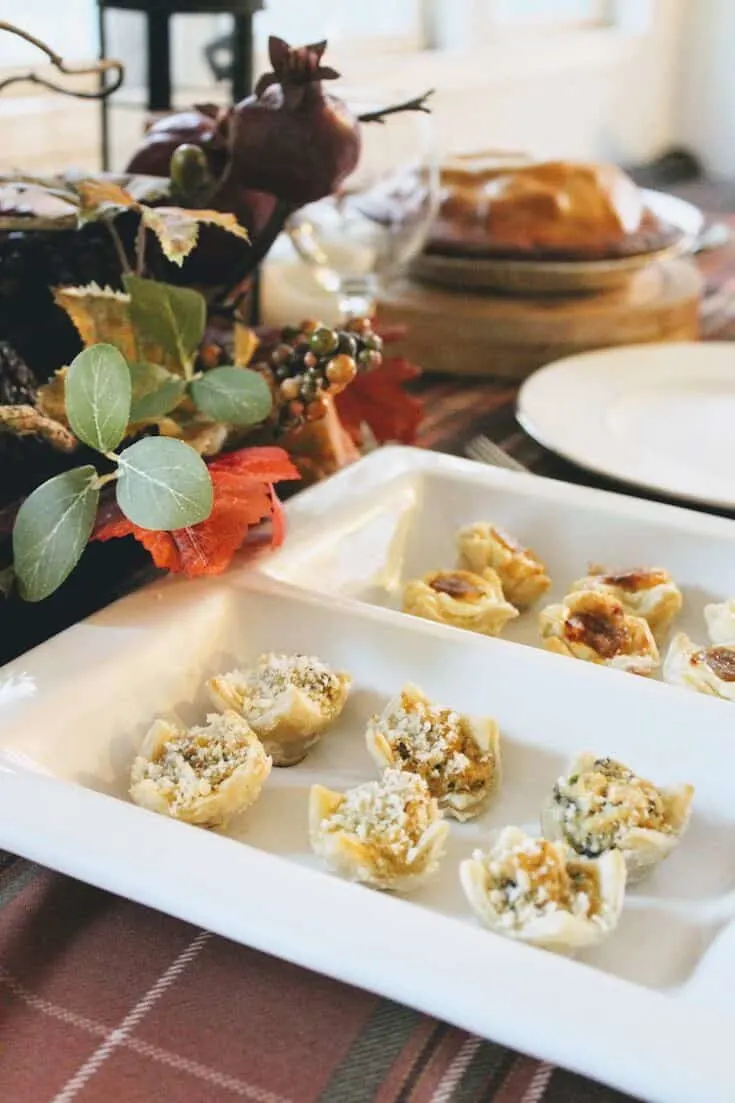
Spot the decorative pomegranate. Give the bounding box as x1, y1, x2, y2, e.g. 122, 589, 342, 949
128, 37, 361, 218
127, 37, 430, 297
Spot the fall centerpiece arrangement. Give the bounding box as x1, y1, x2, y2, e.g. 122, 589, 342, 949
0, 27, 428, 656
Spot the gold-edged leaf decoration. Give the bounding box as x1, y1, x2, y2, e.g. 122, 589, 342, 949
142, 206, 250, 267
142, 208, 198, 266
53, 283, 181, 374
158, 415, 229, 457
234, 322, 259, 367
0, 404, 78, 453
35, 370, 68, 425
75, 179, 140, 224
53, 283, 135, 358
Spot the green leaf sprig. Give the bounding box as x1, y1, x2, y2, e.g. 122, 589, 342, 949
12, 343, 216, 602
122, 275, 272, 422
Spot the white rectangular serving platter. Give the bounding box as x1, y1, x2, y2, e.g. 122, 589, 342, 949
2, 449, 735, 1103
263, 446, 735, 669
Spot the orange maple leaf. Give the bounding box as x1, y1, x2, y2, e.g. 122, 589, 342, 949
335, 356, 423, 446
93, 446, 299, 577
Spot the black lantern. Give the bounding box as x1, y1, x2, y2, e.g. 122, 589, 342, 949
97, 0, 264, 169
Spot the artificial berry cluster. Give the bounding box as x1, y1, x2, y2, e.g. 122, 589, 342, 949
255, 317, 383, 431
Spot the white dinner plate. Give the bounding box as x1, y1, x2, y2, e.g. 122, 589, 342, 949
517, 342, 735, 510
5, 448, 735, 1103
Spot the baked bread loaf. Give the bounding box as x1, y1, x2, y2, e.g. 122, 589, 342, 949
430, 156, 680, 260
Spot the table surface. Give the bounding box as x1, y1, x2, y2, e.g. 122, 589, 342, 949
3, 214, 735, 1103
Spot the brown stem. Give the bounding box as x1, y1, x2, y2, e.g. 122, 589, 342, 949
0, 21, 124, 99
358, 90, 434, 125
106, 221, 132, 275
212, 198, 295, 309
134, 214, 147, 276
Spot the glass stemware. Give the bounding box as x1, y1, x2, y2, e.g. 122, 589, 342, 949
286, 89, 439, 320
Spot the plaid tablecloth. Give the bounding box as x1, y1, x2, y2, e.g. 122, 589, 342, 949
3, 218, 735, 1103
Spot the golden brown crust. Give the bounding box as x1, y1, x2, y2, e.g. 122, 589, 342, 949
403, 568, 518, 637
429, 159, 681, 261
569, 566, 682, 639
539, 591, 660, 676
456, 523, 550, 610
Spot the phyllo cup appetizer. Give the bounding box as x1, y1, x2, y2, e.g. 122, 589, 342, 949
207, 652, 351, 766
704, 600, 735, 646
460, 827, 625, 954
538, 590, 660, 676
366, 683, 501, 821
664, 633, 735, 701
543, 754, 693, 882
309, 769, 448, 892
129, 711, 271, 828
569, 565, 682, 639
457, 522, 551, 608
403, 568, 518, 637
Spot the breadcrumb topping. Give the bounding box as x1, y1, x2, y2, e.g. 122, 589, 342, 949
553, 757, 669, 857
221, 652, 346, 717
368, 689, 495, 799
137, 713, 257, 812
478, 836, 601, 929
323, 769, 436, 861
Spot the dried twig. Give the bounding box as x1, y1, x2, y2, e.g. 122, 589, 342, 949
134, 214, 147, 276
358, 90, 434, 125
0, 21, 124, 99
106, 221, 132, 275
0, 405, 78, 452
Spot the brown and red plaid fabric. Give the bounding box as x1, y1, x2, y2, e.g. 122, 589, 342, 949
2, 214, 735, 1103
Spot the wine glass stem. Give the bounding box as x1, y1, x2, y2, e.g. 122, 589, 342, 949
338, 276, 378, 320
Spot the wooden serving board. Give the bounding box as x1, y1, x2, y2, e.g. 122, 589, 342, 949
377, 258, 703, 379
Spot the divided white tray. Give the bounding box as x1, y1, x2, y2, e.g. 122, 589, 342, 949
2, 447, 735, 1103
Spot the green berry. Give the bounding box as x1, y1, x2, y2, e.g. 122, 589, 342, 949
309, 326, 339, 357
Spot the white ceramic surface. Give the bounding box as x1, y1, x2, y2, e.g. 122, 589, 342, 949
646, 189, 704, 242
3, 448, 735, 1103
266, 446, 735, 674
517, 342, 735, 510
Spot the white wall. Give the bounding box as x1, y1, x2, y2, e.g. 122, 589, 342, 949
674, 0, 735, 178
0, 0, 687, 174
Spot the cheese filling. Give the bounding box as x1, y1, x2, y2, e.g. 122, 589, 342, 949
368, 689, 494, 799
137, 716, 257, 813
218, 652, 346, 718
479, 836, 602, 929
553, 757, 669, 857
322, 769, 437, 872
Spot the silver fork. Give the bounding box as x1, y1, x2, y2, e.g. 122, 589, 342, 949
465, 434, 529, 474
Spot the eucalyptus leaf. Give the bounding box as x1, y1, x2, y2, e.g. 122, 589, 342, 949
13, 466, 100, 602
124, 274, 205, 371
116, 437, 213, 530
129, 362, 187, 422
65, 343, 132, 453
190, 366, 272, 427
